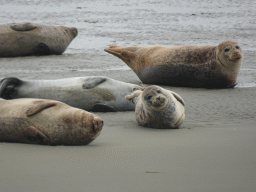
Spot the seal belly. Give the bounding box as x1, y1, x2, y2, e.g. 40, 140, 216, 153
137, 64, 233, 88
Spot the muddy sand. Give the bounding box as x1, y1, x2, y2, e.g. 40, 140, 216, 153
1, 0, 256, 192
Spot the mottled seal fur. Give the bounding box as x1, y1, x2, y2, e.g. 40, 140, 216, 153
0, 22, 78, 57
126, 85, 185, 129
104, 40, 243, 88
0, 76, 142, 112
0, 98, 103, 145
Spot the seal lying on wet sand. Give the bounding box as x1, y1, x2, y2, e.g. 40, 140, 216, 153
0, 98, 103, 145
0, 22, 77, 57
104, 40, 243, 88
0, 76, 142, 112
126, 85, 185, 129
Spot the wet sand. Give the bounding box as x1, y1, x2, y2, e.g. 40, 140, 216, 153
1, 0, 256, 192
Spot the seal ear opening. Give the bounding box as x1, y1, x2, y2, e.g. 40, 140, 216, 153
26, 101, 57, 117
171, 91, 185, 106
0, 77, 23, 99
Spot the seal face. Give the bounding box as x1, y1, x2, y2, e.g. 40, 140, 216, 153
0, 76, 142, 112
126, 85, 185, 129
104, 40, 243, 88
0, 22, 78, 57
0, 98, 103, 145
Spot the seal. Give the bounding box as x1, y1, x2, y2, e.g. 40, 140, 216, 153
104, 40, 243, 88
0, 76, 142, 112
0, 22, 78, 57
125, 85, 185, 129
0, 98, 103, 145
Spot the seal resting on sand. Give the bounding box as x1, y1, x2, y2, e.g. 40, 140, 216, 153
104, 40, 243, 88
0, 22, 78, 57
125, 85, 185, 129
0, 76, 142, 112
0, 98, 103, 145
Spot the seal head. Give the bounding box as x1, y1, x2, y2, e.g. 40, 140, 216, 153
0, 77, 23, 99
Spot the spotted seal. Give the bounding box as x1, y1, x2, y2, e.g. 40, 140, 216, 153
0, 76, 142, 112
104, 40, 243, 88
126, 85, 185, 129
0, 22, 77, 57
0, 98, 103, 145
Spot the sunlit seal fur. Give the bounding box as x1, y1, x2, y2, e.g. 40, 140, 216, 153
104, 40, 243, 88
126, 85, 185, 129
0, 22, 78, 57
0, 76, 142, 112
0, 98, 103, 145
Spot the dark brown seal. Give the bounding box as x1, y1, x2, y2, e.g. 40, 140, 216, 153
0, 98, 103, 145
126, 85, 185, 129
104, 40, 243, 88
0, 22, 78, 57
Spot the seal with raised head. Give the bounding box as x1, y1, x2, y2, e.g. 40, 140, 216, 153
0, 98, 103, 145
104, 40, 243, 88
125, 85, 185, 129
0, 22, 78, 57
0, 76, 142, 112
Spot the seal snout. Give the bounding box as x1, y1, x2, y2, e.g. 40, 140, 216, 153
70, 27, 78, 38
0, 77, 22, 99
152, 95, 166, 107
92, 116, 104, 132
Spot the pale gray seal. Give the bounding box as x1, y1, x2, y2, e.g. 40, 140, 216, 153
0, 76, 142, 112
126, 85, 185, 129
104, 40, 243, 88
0, 98, 103, 145
0, 22, 77, 57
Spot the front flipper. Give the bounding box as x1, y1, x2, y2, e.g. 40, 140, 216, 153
0, 77, 23, 99
26, 100, 56, 117
170, 91, 185, 106
11, 22, 37, 31
82, 77, 107, 89
93, 103, 117, 112
23, 126, 50, 144
34, 43, 52, 55
125, 90, 142, 104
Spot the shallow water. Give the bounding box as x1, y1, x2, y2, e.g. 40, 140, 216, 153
0, 0, 255, 87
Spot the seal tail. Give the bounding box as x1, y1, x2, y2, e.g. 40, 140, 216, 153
104, 46, 136, 62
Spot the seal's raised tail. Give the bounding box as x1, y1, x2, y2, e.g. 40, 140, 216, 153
104, 46, 140, 66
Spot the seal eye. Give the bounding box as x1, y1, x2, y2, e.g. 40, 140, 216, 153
156, 90, 161, 94
224, 48, 230, 52
236, 46, 240, 49
146, 95, 152, 100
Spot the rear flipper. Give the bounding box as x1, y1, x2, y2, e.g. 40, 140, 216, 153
0, 77, 23, 99
104, 46, 140, 62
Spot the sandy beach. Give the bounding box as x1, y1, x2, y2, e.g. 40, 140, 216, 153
0, 0, 256, 192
